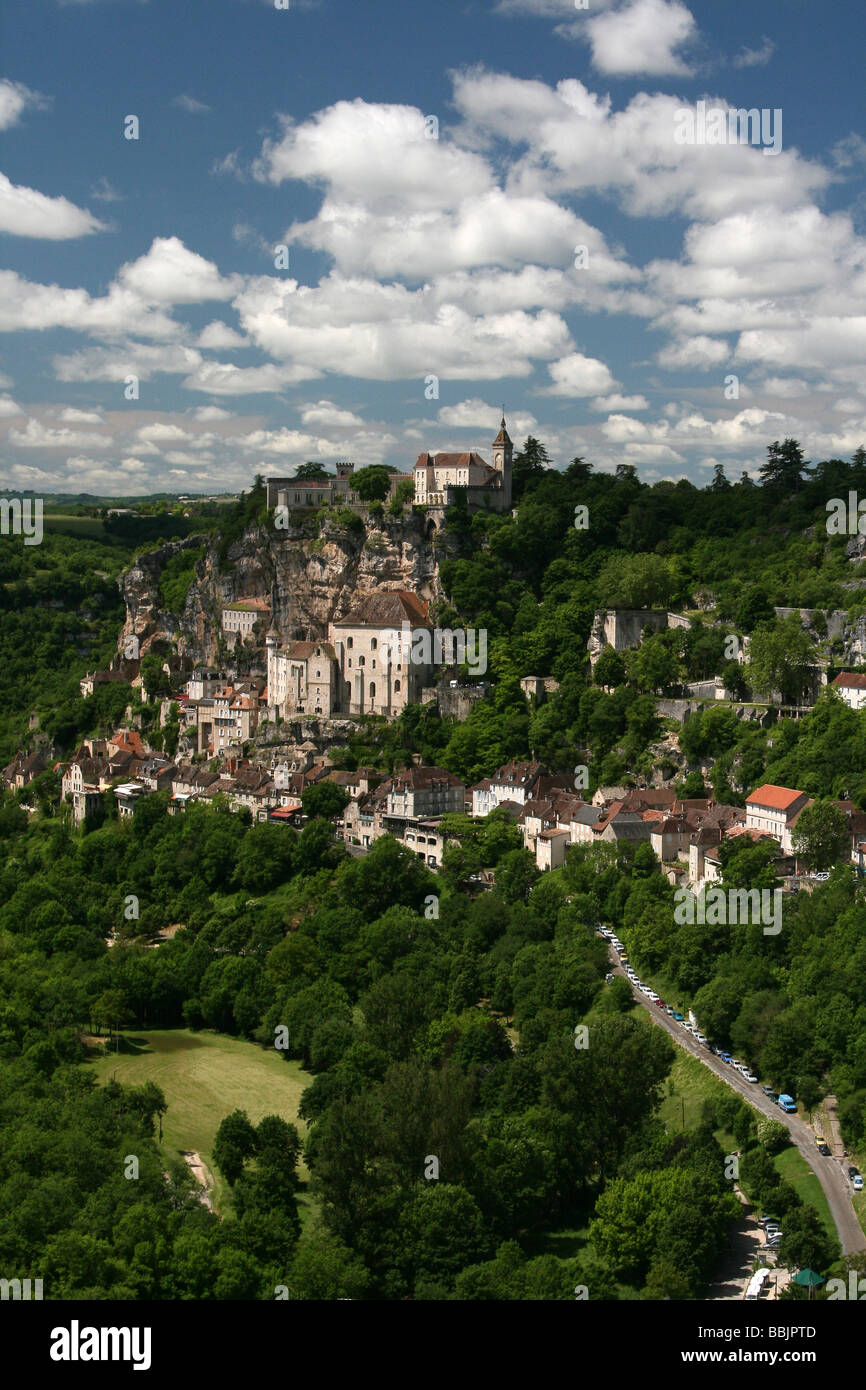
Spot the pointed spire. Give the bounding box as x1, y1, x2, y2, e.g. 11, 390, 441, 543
493, 412, 512, 447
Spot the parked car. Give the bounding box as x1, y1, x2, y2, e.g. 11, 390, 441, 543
817, 1143, 831, 1156
814, 1134, 826, 1146
695, 1032, 708, 1044
743, 1070, 759, 1083
758, 1215, 781, 1228
673, 1012, 685, 1022
812, 871, 830, 882
655, 998, 666, 1008
720, 1051, 732, 1063
647, 991, 659, 1002
761, 1085, 777, 1096
854, 1175, 864, 1192
665, 1005, 675, 1016
777, 1094, 797, 1113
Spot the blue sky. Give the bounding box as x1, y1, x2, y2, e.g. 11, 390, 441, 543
1, 0, 865, 494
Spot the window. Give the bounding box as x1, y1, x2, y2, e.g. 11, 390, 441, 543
370, 638, 377, 650
371, 660, 376, 670
346, 637, 353, 649
394, 679, 401, 692
369, 682, 376, 700
358, 655, 365, 667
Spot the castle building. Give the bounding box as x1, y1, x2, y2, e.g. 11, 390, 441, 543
413, 417, 513, 513
266, 463, 358, 511
266, 415, 513, 518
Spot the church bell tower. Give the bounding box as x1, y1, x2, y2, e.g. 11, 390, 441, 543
491, 414, 513, 509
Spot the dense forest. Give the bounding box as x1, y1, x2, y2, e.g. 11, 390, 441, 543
0, 787, 860, 1298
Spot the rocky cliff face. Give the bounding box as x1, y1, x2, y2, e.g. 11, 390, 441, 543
118, 513, 445, 664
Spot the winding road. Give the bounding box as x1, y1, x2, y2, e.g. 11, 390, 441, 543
609, 949, 865, 1256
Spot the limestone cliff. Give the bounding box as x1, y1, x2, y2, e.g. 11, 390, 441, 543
118, 512, 446, 664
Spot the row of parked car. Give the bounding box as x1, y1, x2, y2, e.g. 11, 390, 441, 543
598, 924, 866, 1193
601, 925, 770, 1085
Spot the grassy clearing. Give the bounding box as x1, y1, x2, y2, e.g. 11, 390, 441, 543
772, 1147, 837, 1243
657, 1047, 737, 1150
89, 1028, 314, 1216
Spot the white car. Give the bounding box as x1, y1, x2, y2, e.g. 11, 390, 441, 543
743, 1070, 759, 1083
695, 1032, 708, 1044
647, 991, 660, 1002
811, 871, 830, 882
853, 1175, 864, 1192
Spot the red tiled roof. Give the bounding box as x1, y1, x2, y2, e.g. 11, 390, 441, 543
746, 784, 806, 811
831, 672, 866, 690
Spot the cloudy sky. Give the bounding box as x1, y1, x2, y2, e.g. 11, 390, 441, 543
2, 0, 865, 494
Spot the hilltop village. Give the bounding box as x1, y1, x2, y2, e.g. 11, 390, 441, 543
5, 420, 866, 897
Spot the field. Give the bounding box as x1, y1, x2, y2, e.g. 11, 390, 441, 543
42, 514, 108, 539
89, 1028, 314, 1215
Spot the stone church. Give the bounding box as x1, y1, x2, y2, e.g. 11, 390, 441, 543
266, 591, 434, 722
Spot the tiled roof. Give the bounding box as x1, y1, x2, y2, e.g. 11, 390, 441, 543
831, 672, 866, 689
333, 590, 429, 629
746, 784, 806, 811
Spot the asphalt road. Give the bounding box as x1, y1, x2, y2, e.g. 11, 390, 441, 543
608, 949, 865, 1256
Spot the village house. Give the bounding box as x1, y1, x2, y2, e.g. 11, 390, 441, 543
221, 598, 272, 646
471, 760, 550, 817
79, 658, 140, 699
2, 751, 47, 790
745, 784, 810, 854
830, 671, 866, 710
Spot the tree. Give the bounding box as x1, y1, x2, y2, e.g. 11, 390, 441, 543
594, 645, 626, 689
293, 462, 330, 480
627, 634, 681, 694
494, 849, 540, 904
597, 553, 678, 610
352, 466, 393, 502
233, 821, 296, 892
140, 653, 171, 699
777, 1205, 839, 1273
213, 1110, 258, 1185
301, 781, 350, 821
791, 800, 849, 872
512, 437, 551, 502
709, 464, 731, 491
759, 438, 808, 493
747, 618, 816, 704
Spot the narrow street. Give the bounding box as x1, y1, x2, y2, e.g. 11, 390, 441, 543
609, 951, 866, 1256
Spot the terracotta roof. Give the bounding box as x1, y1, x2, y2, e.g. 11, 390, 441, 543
831, 672, 866, 689
746, 784, 807, 811
333, 591, 429, 629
